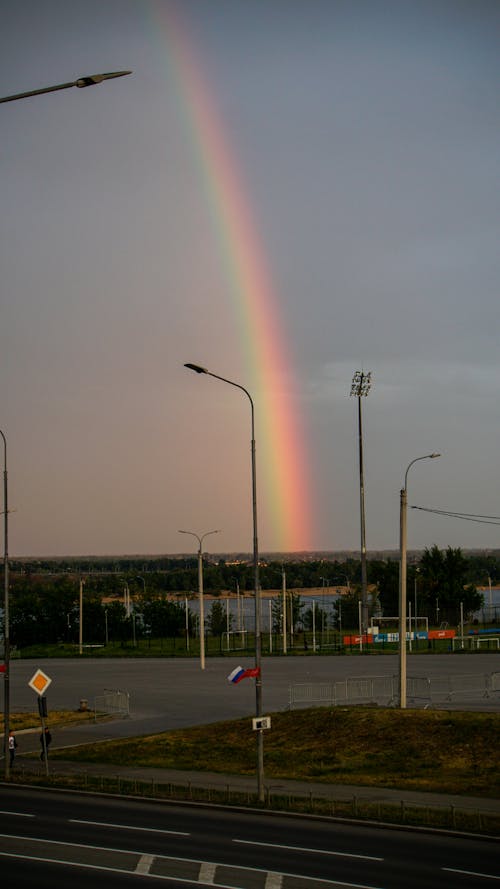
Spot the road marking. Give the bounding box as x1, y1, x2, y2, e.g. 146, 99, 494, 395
70, 818, 189, 836
199, 861, 217, 882
0, 848, 387, 888
0, 851, 140, 875
0, 810, 35, 818
265, 873, 283, 888
234, 838, 383, 862
136, 853, 155, 874
443, 867, 500, 881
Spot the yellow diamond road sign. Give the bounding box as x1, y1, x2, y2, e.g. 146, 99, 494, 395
29, 669, 52, 696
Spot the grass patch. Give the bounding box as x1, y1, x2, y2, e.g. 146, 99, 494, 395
1, 709, 98, 733
51, 707, 499, 797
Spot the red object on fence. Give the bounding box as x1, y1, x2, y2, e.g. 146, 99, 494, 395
428, 629, 455, 639
342, 635, 374, 645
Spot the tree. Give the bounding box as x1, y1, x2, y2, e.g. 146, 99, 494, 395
207, 600, 232, 638
332, 592, 360, 630
141, 598, 187, 638
419, 546, 483, 624
369, 560, 399, 617
9, 576, 77, 647
302, 603, 329, 632
103, 601, 128, 643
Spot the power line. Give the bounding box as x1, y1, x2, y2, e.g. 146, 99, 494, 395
411, 506, 500, 526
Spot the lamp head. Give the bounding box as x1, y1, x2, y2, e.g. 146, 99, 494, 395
76, 70, 132, 88
184, 363, 208, 374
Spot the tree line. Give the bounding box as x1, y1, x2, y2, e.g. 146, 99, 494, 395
2, 547, 495, 648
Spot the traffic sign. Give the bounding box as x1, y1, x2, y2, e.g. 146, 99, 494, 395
28, 668, 52, 696
252, 716, 271, 731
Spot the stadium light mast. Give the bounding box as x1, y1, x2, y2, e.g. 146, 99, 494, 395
350, 370, 372, 634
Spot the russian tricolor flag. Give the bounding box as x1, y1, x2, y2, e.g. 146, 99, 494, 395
227, 665, 260, 684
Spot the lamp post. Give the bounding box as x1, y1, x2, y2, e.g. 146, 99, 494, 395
178, 529, 220, 670
279, 566, 287, 655
185, 362, 264, 802
350, 371, 371, 634
0, 70, 132, 104
79, 578, 85, 656
0, 68, 131, 778
1, 431, 10, 779
399, 453, 440, 708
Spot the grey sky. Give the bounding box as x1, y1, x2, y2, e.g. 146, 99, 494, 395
1, 0, 499, 557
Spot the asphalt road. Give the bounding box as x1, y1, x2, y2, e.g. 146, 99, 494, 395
8, 652, 500, 742
0, 785, 498, 888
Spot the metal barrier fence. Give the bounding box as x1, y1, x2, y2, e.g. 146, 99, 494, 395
289, 672, 500, 709
289, 676, 397, 709
94, 689, 130, 719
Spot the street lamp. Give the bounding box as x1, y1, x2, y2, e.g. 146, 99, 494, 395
399, 452, 440, 707
1, 431, 10, 779
184, 362, 264, 802
0, 70, 132, 104
178, 529, 220, 670
0, 68, 131, 777
350, 371, 372, 634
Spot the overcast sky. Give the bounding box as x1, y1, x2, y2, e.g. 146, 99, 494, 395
1, 0, 499, 558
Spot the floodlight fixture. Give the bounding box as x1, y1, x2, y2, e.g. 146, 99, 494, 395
350, 370, 372, 398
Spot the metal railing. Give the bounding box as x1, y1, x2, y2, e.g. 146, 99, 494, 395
289, 672, 499, 709
94, 689, 130, 719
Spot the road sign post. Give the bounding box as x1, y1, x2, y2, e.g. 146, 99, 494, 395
29, 670, 52, 776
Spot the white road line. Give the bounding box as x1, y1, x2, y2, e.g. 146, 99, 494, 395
0, 849, 387, 889
233, 838, 383, 862
265, 873, 283, 889
443, 867, 500, 881
70, 818, 190, 836
136, 853, 155, 874
0, 851, 143, 876
0, 810, 35, 818
198, 861, 217, 883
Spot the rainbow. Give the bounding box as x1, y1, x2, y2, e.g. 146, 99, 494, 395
150, 2, 315, 551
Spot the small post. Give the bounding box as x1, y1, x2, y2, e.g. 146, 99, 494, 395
38, 696, 49, 777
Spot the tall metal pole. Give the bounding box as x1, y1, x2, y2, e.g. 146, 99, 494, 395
1, 431, 10, 779
282, 566, 287, 655
399, 484, 408, 706
398, 453, 440, 708
350, 371, 371, 634
79, 578, 84, 656
0, 68, 131, 775
185, 363, 264, 802
178, 529, 220, 670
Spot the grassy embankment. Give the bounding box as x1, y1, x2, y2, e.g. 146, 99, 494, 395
34, 708, 500, 798
1, 710, 97, 733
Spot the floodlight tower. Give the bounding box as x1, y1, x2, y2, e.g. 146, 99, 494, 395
350, 370, 372, 634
